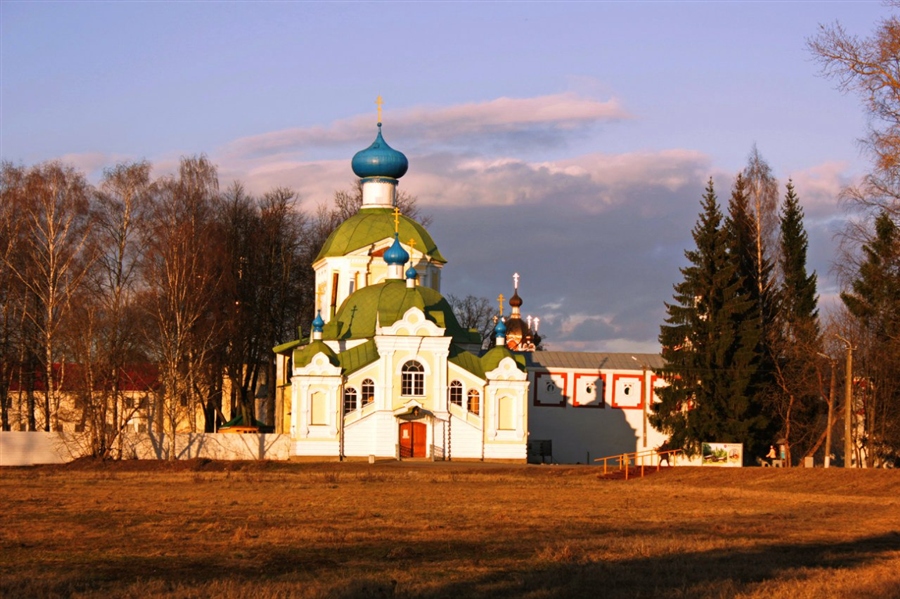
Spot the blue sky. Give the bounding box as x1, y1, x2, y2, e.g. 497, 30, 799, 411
1, 1, 889, 351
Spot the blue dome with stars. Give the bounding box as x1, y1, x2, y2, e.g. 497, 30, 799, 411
351, 124, 409, 179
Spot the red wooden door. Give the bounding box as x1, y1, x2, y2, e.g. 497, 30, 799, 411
399, 421, 427, 458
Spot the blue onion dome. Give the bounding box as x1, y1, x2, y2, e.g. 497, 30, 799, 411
312, 311, 325, 333
383, 233, 410, 266
406, 265, 419, 280
495, 318, 507, 337
351, 124, 409, 179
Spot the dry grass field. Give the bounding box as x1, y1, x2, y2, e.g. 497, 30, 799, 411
1, 460, 898, 599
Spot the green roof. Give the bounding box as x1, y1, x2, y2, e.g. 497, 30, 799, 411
339, 339, 380, 375
273, 339, 303, 355
315, 207, 446, 263
220, 414, 271, 430
449, 344, 485, 379
293, 340, 340, 369
481, 345, 527, 373
323, 280, 480, 344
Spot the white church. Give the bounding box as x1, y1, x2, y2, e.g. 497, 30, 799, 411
273, 115, 667, 464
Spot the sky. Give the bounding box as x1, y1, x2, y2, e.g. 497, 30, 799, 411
1, 1, 889, 353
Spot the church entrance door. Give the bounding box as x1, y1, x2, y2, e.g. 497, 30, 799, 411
399, 421, 427, 458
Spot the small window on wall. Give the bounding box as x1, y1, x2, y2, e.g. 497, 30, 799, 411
449, 381, 463, 407
361, 379, 375, 405
467, 389, 481, 415
310, 392, 328, 425
343, 387, 358, 413
401, 361, 425, 396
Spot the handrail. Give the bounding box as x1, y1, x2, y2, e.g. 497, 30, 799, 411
594, 448, 682, 480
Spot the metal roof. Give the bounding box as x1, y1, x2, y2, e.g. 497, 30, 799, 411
315, 207, 445, 263
525, 351, 664, 371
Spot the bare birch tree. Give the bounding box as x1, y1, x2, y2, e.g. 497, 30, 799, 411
3, 162, 93, 431
143, 156, 224, 457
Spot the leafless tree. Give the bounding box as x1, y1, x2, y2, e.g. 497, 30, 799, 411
809, 2, 900, 217
2, 162, 94, 432
447, 294, 496, 346
743, 146, 780, 283
143, 156, 224, 457
77, 161, 154, 456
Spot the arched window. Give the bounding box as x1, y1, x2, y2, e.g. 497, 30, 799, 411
361, 379, 375, 405
449, 380, 463, 407
401, 361, 425, 396
467, 389, 481, 415
343, 387, 358, 413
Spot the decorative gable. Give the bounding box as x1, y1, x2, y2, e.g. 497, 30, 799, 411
378, 306, 446, 337
295, 352, 343, 377
486, 356, 529, 382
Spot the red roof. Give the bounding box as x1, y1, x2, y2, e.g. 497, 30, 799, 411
7, 363, 160, 393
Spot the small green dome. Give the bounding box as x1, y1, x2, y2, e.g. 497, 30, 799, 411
315, 207, 445, 264
322, 280, 478, 344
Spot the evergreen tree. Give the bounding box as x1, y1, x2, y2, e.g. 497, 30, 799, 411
779, 181, 819, 342
723, 174, 772, 453
770, 181, 822, 463
653, 179, 764, 456
841, 211, 900, 465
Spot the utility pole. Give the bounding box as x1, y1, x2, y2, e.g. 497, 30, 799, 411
837, 336, 854, 468
826, 358, 836, 469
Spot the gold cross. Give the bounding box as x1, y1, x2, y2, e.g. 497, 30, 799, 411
408, 238, 416, 254
376, 96, 383, 123
316, 283, 325, 312
497, 294, 505, 316
393, 206, 401, 233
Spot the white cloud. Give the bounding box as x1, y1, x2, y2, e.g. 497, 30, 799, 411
788, 161, 857, 219
218, 92, 628, 161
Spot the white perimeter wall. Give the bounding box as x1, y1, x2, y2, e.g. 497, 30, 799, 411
0, 431, 291, 466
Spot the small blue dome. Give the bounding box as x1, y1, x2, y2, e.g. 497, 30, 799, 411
406, 265, 419, 280
494, 318, 507, 337
351, 124, 409, 179
383, 233, 410, 267
312, 311, 325, 333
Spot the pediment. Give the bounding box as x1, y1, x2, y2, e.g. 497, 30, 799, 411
378, 306, 446, 337
296, 352, 342, 376
485, 356, 528, 381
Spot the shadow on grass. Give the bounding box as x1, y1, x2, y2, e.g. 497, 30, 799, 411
6, 531, 897, 598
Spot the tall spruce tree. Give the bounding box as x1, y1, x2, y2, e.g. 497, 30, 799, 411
770, 181, 822, 463
841, 211, 900, 465
724, 174, 772, 454
779, 181, 819, 341
653, 179, 765, 456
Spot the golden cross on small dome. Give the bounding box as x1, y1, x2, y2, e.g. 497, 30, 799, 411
316, 283, 325, 311
392, 206, 401, 233
408, 238, 416, 253
497, 294, 505, 316
376, 96, 383, 123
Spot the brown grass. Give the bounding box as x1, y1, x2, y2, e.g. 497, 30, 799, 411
1, 461, 898, 598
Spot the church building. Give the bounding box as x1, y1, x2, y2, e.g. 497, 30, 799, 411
274, 112, 668, 463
